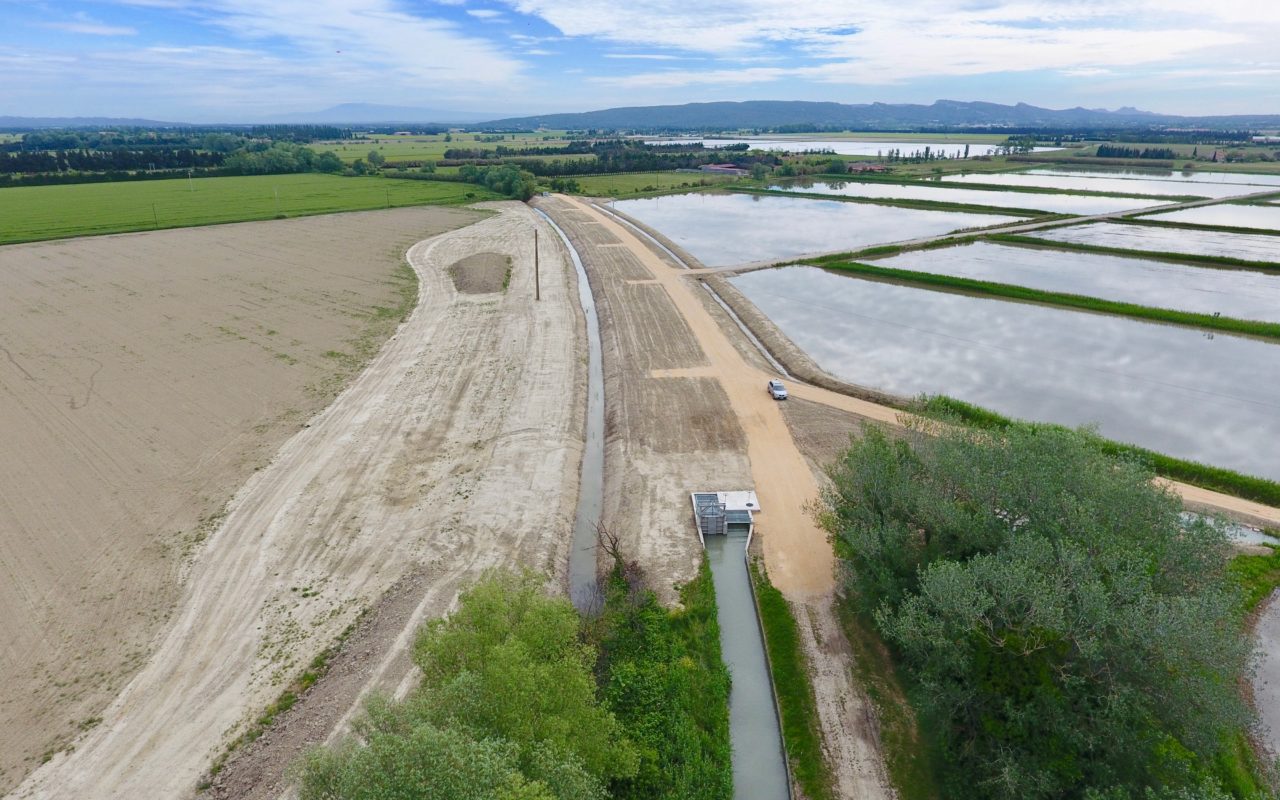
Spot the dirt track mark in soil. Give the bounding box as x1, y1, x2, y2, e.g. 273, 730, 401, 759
0, 207, 481, 794
11, 203, 585, 799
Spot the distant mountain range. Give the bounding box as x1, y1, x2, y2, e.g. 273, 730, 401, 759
479, 100, 1280, 131
0, 115, 185, 129
4, 100, 1280, 131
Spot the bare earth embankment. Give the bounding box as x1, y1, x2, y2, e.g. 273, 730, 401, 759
0, 207, 477, 792
537, 196, 896, 800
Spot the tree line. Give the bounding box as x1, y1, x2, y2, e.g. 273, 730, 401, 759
1096, 144, 1180, 159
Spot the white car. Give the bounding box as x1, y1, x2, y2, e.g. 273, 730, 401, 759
767, 379, 788, 400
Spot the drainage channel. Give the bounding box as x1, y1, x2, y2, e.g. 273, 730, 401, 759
706, 530, 793, 800
701, 282, 792, 379
536, 208, 606, 609
543, 205, 791, 796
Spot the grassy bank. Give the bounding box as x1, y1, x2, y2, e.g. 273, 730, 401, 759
0, 173, 498, 245
988, 233, 1280, 272
921, 396, 1280, 508
569, 170, 739, 197
1230, 546, 1280, 613
1122, 216, 1280, 238
810, 259, 1280, 341
834, 602, 941, 800
748, 561, 831, 800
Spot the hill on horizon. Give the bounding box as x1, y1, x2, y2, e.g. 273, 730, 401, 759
479, 99, 1280, 131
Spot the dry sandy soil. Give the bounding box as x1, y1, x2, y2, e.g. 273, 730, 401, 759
0, 207, 479, 793
8, 202, 585, 798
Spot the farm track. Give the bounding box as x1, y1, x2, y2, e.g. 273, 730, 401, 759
10, 203, 586, 799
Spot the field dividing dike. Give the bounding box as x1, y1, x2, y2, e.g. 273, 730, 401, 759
734, 186, 1049, 218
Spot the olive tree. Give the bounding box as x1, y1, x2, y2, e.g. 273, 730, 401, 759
820, 423, 1254, 799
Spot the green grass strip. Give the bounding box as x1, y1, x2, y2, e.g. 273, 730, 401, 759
736, 186, 1045, 217
920, 396, 1280, 508
1118, 216, 1280, 238
810, 259, 1280, 341
748, 561, 832, 800
987, 233, 1280, 274
1229, 545, 1280, 613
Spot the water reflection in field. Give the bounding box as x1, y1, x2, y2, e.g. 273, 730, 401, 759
611, 193, 1018, 267
1140, 204, 1280, 232
1028, 222, 1280, 263
770, 179, 1160, 215
731, 266, 1280, 480
874, 241, 1280, 322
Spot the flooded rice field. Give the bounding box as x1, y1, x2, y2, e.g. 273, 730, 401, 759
770, 179, 1162, 215
1024, 167, 1280, 188
938, 171, 1256, 199
1140, 204, 1280, 232
873, 241, 1280, 322
731, 266, 1280, 480
644, 137, 1055, 157
1028, 222, 1280, 263
610, 193, 1019, 267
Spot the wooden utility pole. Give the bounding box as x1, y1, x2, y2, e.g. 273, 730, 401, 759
534, 227, 540, 301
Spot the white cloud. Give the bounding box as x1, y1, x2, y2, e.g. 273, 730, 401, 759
45, 11, 137, 36
498, 0, 1269, 87
602, 53, 687, 60
466, 8, 504, 19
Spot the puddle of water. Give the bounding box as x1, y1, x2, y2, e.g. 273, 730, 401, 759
644, 138, 1055, 157
705, 531, 791, 800
536, 209, 605, 608
770, 179, 1161, 215
1140, 204, 1280, 232
1028, 222, 1280, 263
612, 193, 1019, 267
873, 241, 1280, 323
731, 266, 1280, 481
1256, 599, 1280, 760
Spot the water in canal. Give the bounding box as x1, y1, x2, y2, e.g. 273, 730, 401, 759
1029, 222, 1280, 263
611, 193, 1019, 267
1140, 204, 1280, 232
535, 209, 605, 608
705, 530, 791, 800
730, 266, 1280, 481
769, 179, 1162, 215
873, 241, 1280, 322
1025, 167, 1280, 188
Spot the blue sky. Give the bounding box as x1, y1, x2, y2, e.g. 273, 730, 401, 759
1, 0, 1277, 121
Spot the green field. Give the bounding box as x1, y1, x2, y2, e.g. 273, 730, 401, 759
569, 170, 741, 197
0, 173, 499, 245
314, 131, 574, 163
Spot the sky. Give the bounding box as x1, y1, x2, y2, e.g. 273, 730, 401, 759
1, 0, 1279, 122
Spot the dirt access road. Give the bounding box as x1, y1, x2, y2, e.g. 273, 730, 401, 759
11, 202, 585, 799
538, 195, 896, 799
